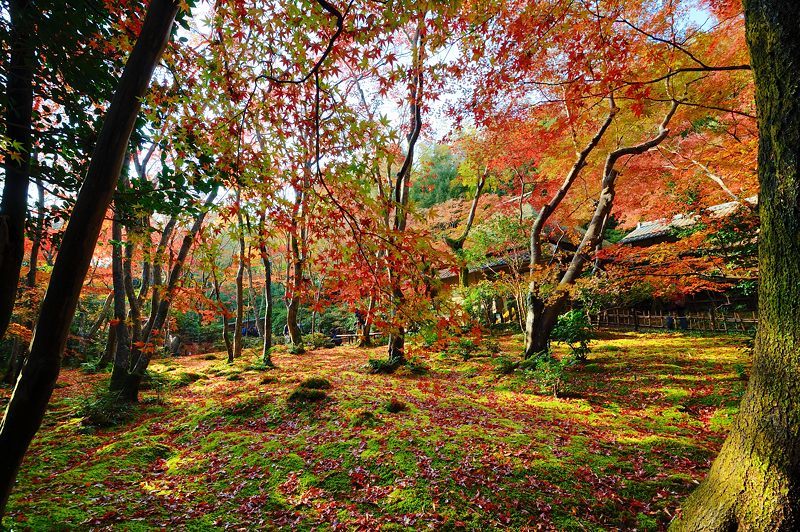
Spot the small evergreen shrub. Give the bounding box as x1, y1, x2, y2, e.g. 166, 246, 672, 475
493, 356, 519, 375
368, 358, 399, 374
350, 409, 378, 426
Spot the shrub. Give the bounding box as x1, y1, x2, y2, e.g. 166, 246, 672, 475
384, 398, 407, 413
303, 332, 335, 350
288, 342, 306, 355
75, 388, 133, 428
493, 356, 519, 375
552, 310, 594, 361
368, 358, 399, 374
299, 377, 331, 390
287, 387, 327, 403
350, 409, 379, 426
173, 372, 203, 387
522, 356, 570, 397
448, 337, 478, 360
202, 353, 218, 360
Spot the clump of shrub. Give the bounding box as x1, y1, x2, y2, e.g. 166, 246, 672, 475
384, 398, 407, 413
448, 337, 478, 360
368, 358, 399, 374
202, 354, 218, 360
75, 388, 134, 428
493, 356, 519, 375
287, 387, 327, 403
173, 372, 204, 387
303, 332, 335, 350
552, 309, 594, 361
524, 357, 570, 397
288, 342, 306, 355
350, 409, 379, 426
287, 376, 331, 403
299, 377, 331, 389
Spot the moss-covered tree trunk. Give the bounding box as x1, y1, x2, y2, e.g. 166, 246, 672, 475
672, 1, 800, 529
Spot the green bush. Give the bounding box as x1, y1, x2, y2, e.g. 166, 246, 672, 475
493, 356, 519, 375
552, 310, 594, 361
299, 377, 331, 390
75, 388, 133, 428
303, 332, 335, 350
368, 358, 399, 374
287, 387, 327, 403
521, 356, 570, 397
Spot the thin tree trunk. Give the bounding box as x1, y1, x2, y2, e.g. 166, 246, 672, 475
122, 189, 217, 400
672, 1, 800, 529
0, 0, 180, 516
0, 0, 36, 341
529, 99, 617, 267
25, 177, 45, 288
86, 292, 113, 340
261, 254, 273, 366
110, 207, 132, 392
233, 189, 245, 359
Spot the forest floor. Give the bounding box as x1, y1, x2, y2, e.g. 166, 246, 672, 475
1, 331, 749, 531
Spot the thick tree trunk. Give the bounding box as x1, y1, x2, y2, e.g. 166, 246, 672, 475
0, 0, 179, 517
672, 1, 800, 529
247, 258, 263, 338
0, 0, 36, 341
523, 293, 566, 358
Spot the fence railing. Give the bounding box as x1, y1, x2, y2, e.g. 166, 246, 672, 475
593, 309, 757, 333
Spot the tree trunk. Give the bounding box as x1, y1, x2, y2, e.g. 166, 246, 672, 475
86, 292, 113, 340
247, 257, 263, 338
672, 1, 800, 529
525, 99, 677, 355
0, 0, 36, 341
110, 214, 132, 392
358, 295, 375, 347
261, 254, 273, 366
97, 322, 116, 369
25, 177, 45, 288
233, 190, 245, 359
0, 0, 180, 517
121, 189, 217, 400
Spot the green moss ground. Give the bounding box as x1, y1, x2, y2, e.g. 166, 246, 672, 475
0, 331, 748, 530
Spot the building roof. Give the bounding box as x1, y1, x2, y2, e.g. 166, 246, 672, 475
619, 196, 757, 245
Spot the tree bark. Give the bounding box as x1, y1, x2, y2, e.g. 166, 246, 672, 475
121, 189, 217, 400
529, 100, 617, 267
25, 177, 45, 288
233, 189, 245, 359
0, 0, 180, 517
524, 99, 677, 359
672, 0, 800, 529
0, 0, 36, 341
261, 253, 273, 365
110, 213, 132, 392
